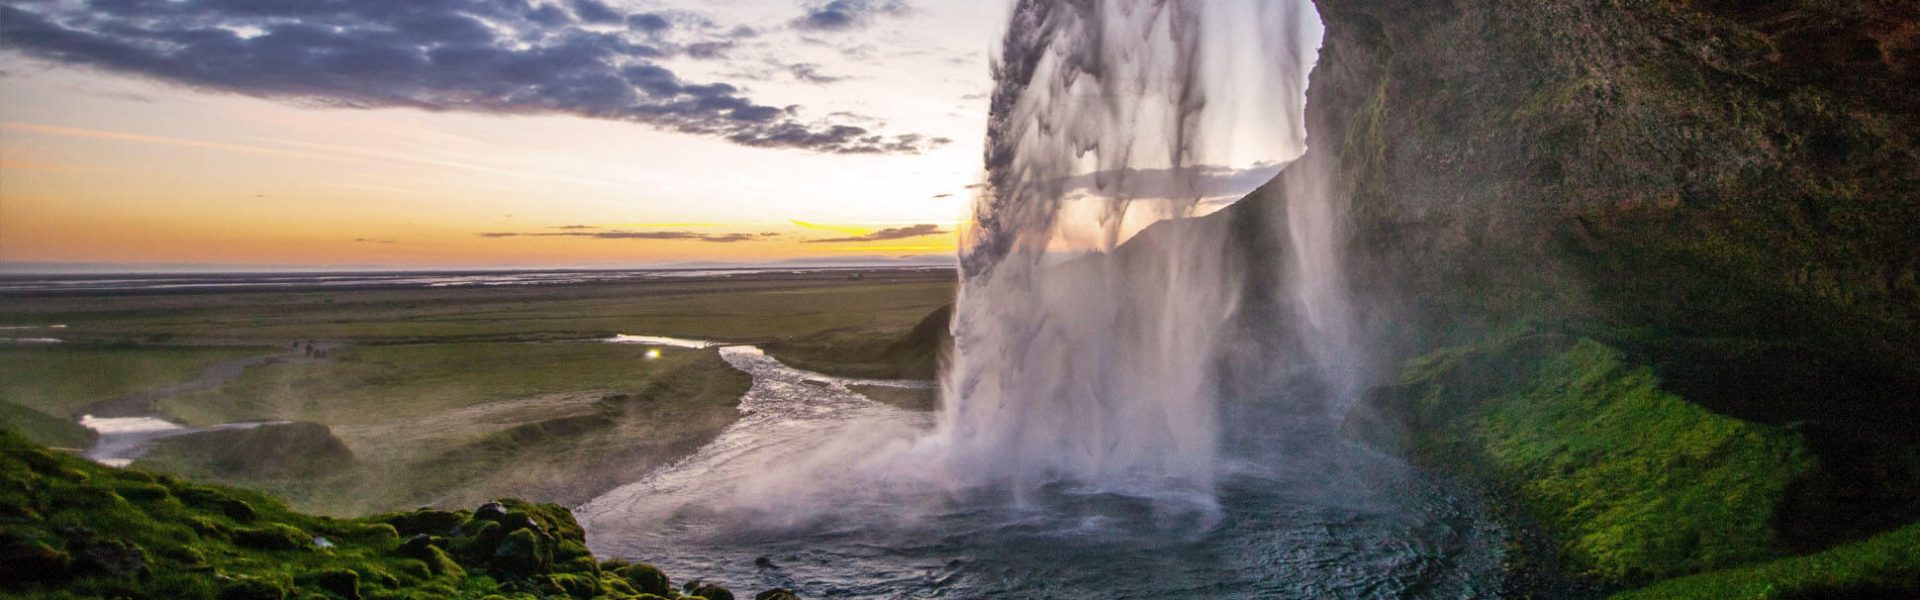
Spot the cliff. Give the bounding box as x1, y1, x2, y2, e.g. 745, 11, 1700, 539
1238, 0, 1920, 596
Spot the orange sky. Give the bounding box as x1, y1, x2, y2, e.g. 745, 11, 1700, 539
0, 4, 1001, 269
0, 0, 1296, 270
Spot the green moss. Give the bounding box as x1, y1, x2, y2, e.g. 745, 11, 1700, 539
0, 428, 791, 599
1387, 336, 1817, 584
608, 561, 672, 596
232, 523, 311, 551
1610, 521, 1920, 599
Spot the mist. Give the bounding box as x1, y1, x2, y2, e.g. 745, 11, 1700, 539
937, 0, 1332, 503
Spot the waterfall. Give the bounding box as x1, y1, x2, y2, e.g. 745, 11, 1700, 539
936, 0, 1330, 500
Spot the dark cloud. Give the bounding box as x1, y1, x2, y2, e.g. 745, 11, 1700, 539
627, 12, 674, 33
0, 1, 942, 154
789, 63, 845, 84
481, 230, 776, 243
569, 0, 622, 24
806, 224, 946, 243
932, 193, 953, 199
793, 0, 911, 31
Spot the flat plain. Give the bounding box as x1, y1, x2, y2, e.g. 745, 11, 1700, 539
0, 269, 954, 514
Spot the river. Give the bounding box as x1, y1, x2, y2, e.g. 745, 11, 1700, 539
579, 342, 1504, 599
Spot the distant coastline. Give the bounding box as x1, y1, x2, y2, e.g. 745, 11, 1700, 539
0, 263, 957, 295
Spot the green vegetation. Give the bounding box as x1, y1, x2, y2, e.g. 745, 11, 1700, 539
0, 274, 950, 514
770, 304, 951, 379
137, 422, 356, 481
0, 345, 266, 417
0, 275, 944, 595
0, 429, 770, 599
848, 385, 939, 412
144, 345, 751, 514
157, 342, 718, 427
0, 400, 92, 449
0, 276, 953, 346
1360, 332, 1920, 595
1610, 521, 1920, 599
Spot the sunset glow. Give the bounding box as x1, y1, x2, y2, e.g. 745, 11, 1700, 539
0, 0, 1002, 269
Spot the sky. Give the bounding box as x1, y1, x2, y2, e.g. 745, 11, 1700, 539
0, 0, 1295, 270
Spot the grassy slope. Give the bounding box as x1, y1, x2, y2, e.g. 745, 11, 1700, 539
0, 345, 266, 417
146, 345, 751, 514
0, 429, 765, 599
769, 304, 952, 379
0, 345, 265, 451
846, 385, 938, 412
1364, 333, 1920, 595
1614, 522, 1920, 600
158, 343, 714, 426
0, 400, 92, 449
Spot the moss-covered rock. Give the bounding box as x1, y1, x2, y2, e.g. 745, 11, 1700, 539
684, 580, 737, 600
609, 560, 672, 596
302, 568, 362, 600
0, 428, 769, 599
232, 523, 310, 551
490, 527, 549, 576
1348, 332, 1920, 595
0, 529, 73, 584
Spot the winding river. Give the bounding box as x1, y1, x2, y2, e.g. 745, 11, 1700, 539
579, 342, 1504, 599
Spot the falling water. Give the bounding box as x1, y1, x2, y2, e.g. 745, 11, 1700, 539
937, 0, 1335, 501
582, 2, 1503, 595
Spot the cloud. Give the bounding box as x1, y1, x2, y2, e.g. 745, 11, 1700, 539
793, 0, 911, 31
789, 63, 846, 84
481, 230, 776, 243
805, 223, 946, 243
354, 238, 398, 244
0, 2, 942, 154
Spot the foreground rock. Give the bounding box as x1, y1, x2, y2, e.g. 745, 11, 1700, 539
0, 429, 786, 599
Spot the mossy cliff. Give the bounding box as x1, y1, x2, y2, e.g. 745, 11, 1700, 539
0, 430, 791, 600
1239, 0, 1920, 596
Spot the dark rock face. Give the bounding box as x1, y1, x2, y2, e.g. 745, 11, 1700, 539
1284, 0, 1919, 418
1210, 0, 1920, 590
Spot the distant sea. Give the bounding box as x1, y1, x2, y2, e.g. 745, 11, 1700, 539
0, 265, 953, 294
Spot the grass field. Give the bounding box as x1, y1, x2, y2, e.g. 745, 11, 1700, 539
0, 345, 269, 418
0, 273, 954, 345
0, 271, 955, 514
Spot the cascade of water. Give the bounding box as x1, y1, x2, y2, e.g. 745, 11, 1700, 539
936, 0, 1330, 500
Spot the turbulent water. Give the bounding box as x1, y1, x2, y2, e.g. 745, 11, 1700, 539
584, 0, 1498, 596
941, 0, 1336, 499
581, 346, 1503, 598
